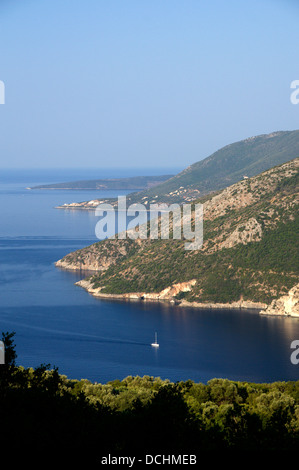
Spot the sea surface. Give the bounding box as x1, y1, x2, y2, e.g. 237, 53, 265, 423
0, 168, 299, 384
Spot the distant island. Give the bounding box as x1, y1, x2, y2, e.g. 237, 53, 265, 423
27, 174, 173, 191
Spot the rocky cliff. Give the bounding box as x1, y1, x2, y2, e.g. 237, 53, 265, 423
260, 284, 299, 317
55, 238, 145, 271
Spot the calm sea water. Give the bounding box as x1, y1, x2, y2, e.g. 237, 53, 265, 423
0, 169, 299, 384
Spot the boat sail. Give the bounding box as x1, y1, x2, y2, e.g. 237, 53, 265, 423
151, 332, 159, 348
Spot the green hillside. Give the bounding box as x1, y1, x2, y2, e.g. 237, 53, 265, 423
56, 158, 299, 306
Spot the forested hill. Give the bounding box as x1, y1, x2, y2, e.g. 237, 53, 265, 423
56, 157, 299, 308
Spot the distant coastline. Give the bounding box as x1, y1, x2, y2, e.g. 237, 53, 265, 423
27, 174, 173, 191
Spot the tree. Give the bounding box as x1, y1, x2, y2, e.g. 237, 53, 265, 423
0, 331, 17, 388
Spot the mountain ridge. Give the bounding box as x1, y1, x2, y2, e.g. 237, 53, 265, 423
56, 129, 299, 210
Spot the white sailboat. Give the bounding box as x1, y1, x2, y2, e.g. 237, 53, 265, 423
151, 332, 159, 348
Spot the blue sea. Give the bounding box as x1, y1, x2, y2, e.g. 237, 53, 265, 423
0, 168, 299, 384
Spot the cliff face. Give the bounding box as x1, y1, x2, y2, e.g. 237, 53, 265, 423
76, 278, 198, 302
55, 238, 144, 272
260, 284, 299, 317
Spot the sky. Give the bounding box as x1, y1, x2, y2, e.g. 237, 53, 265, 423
0, 0, 299, 170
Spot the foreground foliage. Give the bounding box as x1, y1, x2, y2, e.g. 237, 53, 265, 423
0, 333, 299, 460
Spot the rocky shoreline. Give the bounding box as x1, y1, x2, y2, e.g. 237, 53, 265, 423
56, 262, 298, 317
259, 284, 299, 317
75, 278, 267, 311
55, 199, 110, 210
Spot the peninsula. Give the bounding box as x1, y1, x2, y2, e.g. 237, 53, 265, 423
56, 143, 299, 316
27, 174, 173, 191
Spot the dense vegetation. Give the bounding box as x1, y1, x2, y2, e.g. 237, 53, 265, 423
86, 160, 299, 304
1, 332, 299, 462
89, 216, 298, 303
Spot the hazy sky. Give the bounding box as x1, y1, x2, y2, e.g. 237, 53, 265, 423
0, 0, 298, 169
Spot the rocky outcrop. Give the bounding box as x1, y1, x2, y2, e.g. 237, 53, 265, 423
76, 279, 197, 301
143, 280, 197, 300
55, 245, 112, 271
179, 299, 267, 310
55, 239, 140, 272
260, 284, 299, 317
216, 218, 263, 250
